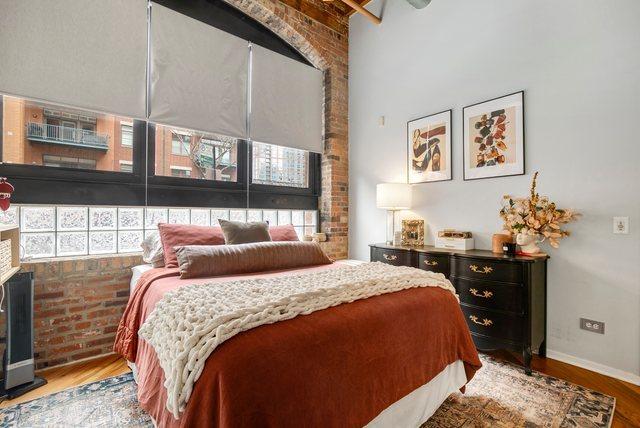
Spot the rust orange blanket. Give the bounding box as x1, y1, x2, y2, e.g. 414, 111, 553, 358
114, 263, 481, 427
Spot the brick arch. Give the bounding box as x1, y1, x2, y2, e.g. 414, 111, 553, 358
222, 0, 329, 70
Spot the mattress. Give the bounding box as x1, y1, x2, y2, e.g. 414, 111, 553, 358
130, 264, 153, 295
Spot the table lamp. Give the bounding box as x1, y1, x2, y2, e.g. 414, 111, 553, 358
376, 183, 412, 244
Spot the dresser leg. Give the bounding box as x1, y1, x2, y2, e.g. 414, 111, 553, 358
523, 346, 532, 375
538, 339, 546, 358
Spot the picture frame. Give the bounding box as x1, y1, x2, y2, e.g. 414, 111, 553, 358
462, 91, 525, 181
401, 219, 425, 247
407, 109, 452, 184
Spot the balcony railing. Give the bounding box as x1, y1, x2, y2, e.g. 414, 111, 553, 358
26, 122, 109, 150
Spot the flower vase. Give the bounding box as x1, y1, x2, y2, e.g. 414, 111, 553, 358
516, 233, 541, 254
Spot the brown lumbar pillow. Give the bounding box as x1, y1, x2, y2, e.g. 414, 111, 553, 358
218, 219, 272, 245
174, 241, 333, 279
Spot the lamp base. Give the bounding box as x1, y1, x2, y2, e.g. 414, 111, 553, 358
386, 210, 396, 245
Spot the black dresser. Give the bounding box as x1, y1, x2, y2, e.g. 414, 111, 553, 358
370, 243, 547, 374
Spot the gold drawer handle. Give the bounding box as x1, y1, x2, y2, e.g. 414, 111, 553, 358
469, 264, 493, 274
469, 315, 493, 327
424, 260, 438, 266
383, 253, 398, 261
469, 288, 493, 299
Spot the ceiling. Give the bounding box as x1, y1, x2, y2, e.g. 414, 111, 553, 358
279, 0, 373, 34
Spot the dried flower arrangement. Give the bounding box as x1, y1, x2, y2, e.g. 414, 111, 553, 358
500, 172, 578, 250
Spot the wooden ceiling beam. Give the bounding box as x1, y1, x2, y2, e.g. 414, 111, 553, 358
337, 0, 380, 24
345, 0, 373, 17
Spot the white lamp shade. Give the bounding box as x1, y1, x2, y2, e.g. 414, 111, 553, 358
376, 183, 412, 210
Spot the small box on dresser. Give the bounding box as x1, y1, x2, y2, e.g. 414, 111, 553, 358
370, 243, 548, 374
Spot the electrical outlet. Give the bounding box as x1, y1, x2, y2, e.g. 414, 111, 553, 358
580, 318, 605, 334
613, 217, 629, 234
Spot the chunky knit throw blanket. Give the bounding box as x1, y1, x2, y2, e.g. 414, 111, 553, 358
138, 262, 457, 418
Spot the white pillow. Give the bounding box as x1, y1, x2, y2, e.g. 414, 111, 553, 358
140, 233, 165, 268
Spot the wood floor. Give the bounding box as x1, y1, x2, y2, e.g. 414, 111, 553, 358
0, 353, 130, 410
1, 351, 639, 426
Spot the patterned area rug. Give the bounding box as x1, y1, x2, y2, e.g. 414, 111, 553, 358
424, 355, 616, 428
0, 355, 615, 427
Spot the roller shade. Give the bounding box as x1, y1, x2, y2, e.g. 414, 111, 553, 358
0, 0, 147, 119
251, 44, 324, 153
149, 3, 248, 138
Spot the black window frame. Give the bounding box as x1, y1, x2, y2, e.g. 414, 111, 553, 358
146, 123, 249, 208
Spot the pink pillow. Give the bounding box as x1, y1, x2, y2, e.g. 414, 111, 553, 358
158, 223, 225, 268
269, 224, 299, 241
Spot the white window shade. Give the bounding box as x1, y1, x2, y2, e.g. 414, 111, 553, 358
149, 3, 248, 139
0, 0, 147, 119
251, 44, 324, 153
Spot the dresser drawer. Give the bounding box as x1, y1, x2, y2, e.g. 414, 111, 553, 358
454, 277, 523, 313
370, 247, 412, 266
417, 253, 450, 275
461, 304, 523, 343
452, 257, 522, 283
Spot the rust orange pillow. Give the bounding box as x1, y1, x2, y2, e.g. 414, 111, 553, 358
158, 223, 225, 268
269, 224, 299, 241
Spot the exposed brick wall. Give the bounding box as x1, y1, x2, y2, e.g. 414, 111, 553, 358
226, 0, 350, 259
0, 254, 141, 371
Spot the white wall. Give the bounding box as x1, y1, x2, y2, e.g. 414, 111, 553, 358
349, 0, 640, 381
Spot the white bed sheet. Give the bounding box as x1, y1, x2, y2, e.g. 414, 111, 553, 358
130, 264, 153, 295
366, 360, 467, 427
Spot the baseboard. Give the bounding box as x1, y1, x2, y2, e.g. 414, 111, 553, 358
546, 349, 640, 386
34, 352, 116, 374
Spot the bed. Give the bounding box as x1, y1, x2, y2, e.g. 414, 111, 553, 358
118, 258, 481, 427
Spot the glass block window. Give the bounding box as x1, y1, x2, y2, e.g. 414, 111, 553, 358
252, 142, 308, 188
3, 205, 318, 260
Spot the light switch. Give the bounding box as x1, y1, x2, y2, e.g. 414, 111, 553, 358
613, 217, 629, 234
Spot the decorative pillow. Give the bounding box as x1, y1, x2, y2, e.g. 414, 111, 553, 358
219, 219, 272, 245
269, 224, 299, 242
174, 241, 333, 279
158, 223, 225, 268
140, 233, 165, 268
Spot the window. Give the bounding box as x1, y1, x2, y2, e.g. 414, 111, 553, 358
170, 166, 191, 178
252, 142, 308, 188
0, 3, 320, 211
121, 123, 133, 147
1, 95, 135, 174
1, 205, 318, 259
119, 160, 133, 173
154, 125, 238, 182
171, 132, 191, 156
43, 155, 97, 170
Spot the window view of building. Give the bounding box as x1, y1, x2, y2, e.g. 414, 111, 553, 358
121, 123, 133, 148
119, 160, 133, 173
154, 125, 238, 182
1, 95, 134, 172
252, 142, 308, 188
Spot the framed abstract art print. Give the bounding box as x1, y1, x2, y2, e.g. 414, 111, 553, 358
463, 91, 525, 180
407, 109, 452, 184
